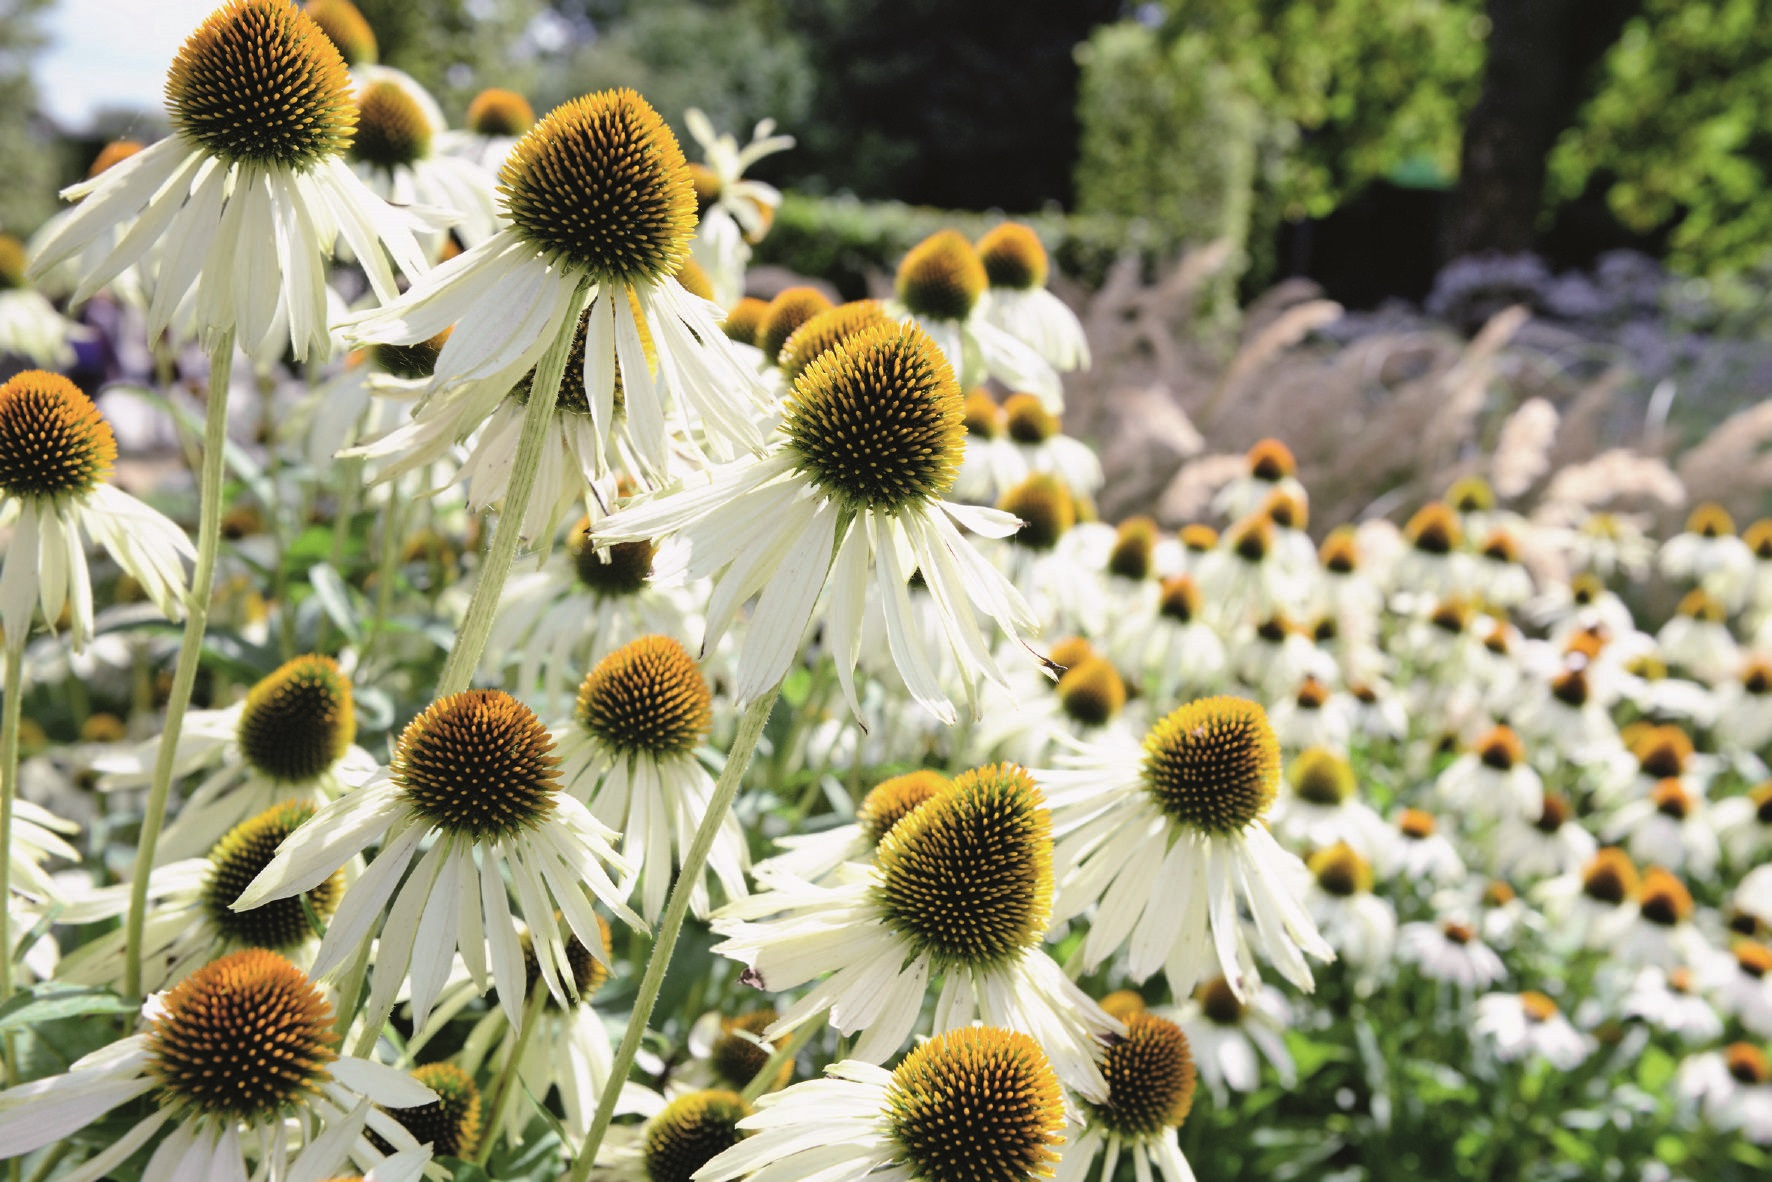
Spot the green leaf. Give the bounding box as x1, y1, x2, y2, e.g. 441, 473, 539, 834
308, 562, 362, 643
0, 987, 135, 1033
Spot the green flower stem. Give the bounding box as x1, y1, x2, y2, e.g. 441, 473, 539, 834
1, 642, 25, 1087
566, 685, 782, 1181
434, 278, 589, 698
740, 1018, 819, 1104
475, 981, 549, 1166
124, 328, 236, 1000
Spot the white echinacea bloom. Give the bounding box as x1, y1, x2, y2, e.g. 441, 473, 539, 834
1038, 695, 1333, 1000
235, 689, 643, 1033
710, 763, 1120, 1102
341, 87, 770, 484
694, 1026, 1066, 1182
976, 221, 1091, 374
27, 0, 431, 362
0, 371, 190, 654
682, 107, 794, 308
0, 949, 434, 1181
595, 320, 1040, 723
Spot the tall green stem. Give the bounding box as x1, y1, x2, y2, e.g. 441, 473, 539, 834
565, 687, 781, 1181
124, 329, 235, 999
434, 279, 588, 698
476, 982, 549, 1165
1, 642, 25, 1086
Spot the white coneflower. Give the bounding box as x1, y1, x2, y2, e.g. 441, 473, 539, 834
24, 140, 151, 309
890, 229, 1062, 408
1171, 975, 1296, 1104
997, 392, 1104, 497
1713, 781, 1772, 867
235, 689, 642, 1031
1112, 573, 1228, 703
1605, 779, 1720, 879
479, 517, 693, 709
96, 653, 375, 861
0, 371, 191, 654
347, 66, 501, 249
694, 1026, 1067, 1182
594, 1087, 755, 1182
1195, 514, 1311, 627
1041, 696, 1332, 999
1705, 941, 1772, 1039
0, 235, 88, 367
1436, 724, 1543, 826
1212, 439, 1307, 524
1658, 588, 1741, 683
1269, 747, 1393, 863
1304, 842, 1397, 990
1266, 673, 1354, 753
1530, 571, 1636, 643
1057, 1007, 1199, 1182
54, 800, 346, 992
341, 87, 769, 482
1618, 965, 1723, 1043
682, 1007, 797, 1097
752, 769, 951, 887
1391, 502, 1470, 601
1677, 1042, 1772, 1142
1535, 846, 1640, 953
995, 471, 1103, 635
1398, 917, 1505, 990
976, 222, 1090, 373
437, 86, 536, 173
1391, 808, 1466, 885
1615, 866, 1712, 971
683, 108, 793, 308
1471, 527, 1535, 608
1493, 792, 1596, 882
1714, 655, 1772, 754
555, 635, 747, 922
1474, 990, 1589, 1069
0, 949, 434, 1180
1660, 503, 1756, 612
711, 764, 1119, 1100
594, 321, 1039, 723
28, 0, 431, 362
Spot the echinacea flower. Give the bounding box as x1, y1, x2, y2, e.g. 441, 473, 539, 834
0, 235, 88, 367
347, 67, 501, 250
1398, 918, 1505, 991
711, 763, 1119, 1100
0, 370, 191, 653
976, 222, 1091, 374
1056, 1009, 1200, 1182
752, 769, 952, 888
1172, 975, 1296, 1103
1678, 1042, 1772, 1143
342, 87, 768, 482
694, 1026, 1066, 1182
1040, 696, 1332, 1000
556, 635, 748, 922
1474, 989, 1588, 1069
0, 948, 434, 1181
890, 229, 1062, 408
597, 1088, 753, 1182
55, 800, 346, 992
96, 653, 376, 860
235, 689, 643, 1032
28, 0, 431, 361
595, 321, 1039, 723
683, 108, 793, 307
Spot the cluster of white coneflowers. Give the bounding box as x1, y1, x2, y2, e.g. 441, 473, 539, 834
0, 2, 1769, 1180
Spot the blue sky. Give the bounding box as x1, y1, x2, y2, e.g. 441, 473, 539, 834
33, 0, 218, 130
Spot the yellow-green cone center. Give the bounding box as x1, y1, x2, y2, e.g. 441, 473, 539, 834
885, 1027, 1064, 1182
1083, 1012, 1197, 1139
381, 1062, 481, 1159
303, 0, 377, 66
896, 229, 987, 322
709, 1011, 788, 1092
999, 473, 1075, 551
203, 801, 343, 950
875, 763, 1051, 971
466, 87, 533, 136
1291, 747, 1355, 806
644, 1091, 752, 1182
1003, 393, 1058, 444
1141, 697, 1281, 835
0, 370, 116, 499
146, 949, 337, 1125
858, 770, 952, 846
499, 89, 696, 284
783, 322, 965, 513
1057, 656, 1126, 727
756, 286, 834, 364
575, 635, 712, 757
167, 0, 356, 170
351, 78, 432, 169
778, 300, 894, 385
236, 654, 356, 782
392, 690, 559, 840
977, 223, 1049, 291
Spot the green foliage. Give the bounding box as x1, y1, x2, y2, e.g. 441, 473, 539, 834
1073, 22, 1259, 265
1549, 0, 1772, 276
539, 0, 814, 151
0, 0, 58, 235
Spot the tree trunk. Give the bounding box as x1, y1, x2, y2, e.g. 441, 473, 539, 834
1441, 0, 1640, 261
